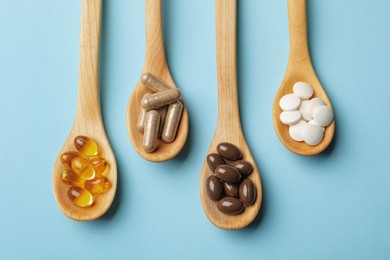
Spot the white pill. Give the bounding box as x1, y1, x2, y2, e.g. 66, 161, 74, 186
302, 124, 324, 146
293, 82, 314, 100
313, 105, 334, 127
279, 94, 301, 111
280, 111, 302, 125
307, 98, 326, 117
299, 100, 312, 121
308, 120, 325, 132
289, 120, 308, 142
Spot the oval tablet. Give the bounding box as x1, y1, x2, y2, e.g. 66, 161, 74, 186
313, 105, 334, 127
293, 82, 314, 100
302, 124, 324, 146
289, 120, 308, 142
299, 100, 312, 121
307, 98, 326, 117
280, 111, 302, 125
279, 94, 301, 111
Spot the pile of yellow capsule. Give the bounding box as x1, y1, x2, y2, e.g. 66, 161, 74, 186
60, 136, 111, 208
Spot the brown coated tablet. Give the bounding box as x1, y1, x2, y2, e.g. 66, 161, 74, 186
217, 142, 242, 161
206, 153, 225, 172
239, 178, 257, 206
223, 182, 239, 198
217, 197, 244, 215
215, 165, 241, 184
206, 175, 224, 201
231, 160, 253, 177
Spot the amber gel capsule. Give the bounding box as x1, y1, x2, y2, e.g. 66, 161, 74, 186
141, 72, 171, 92
85, 176, 111, 194
143, 110, 160, 152
137, 93, 152, 133
162, 101, 183, 143
67, 187, 93, 207
89, 157, 108, 176
60, 151, 82, 167
141, 89, 181, 111
71, 156, 96, 180
61, 169, 85, 188
74, 136, 98, 156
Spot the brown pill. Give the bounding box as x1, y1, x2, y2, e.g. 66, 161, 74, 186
239, 178, 257, 206
217, 197, 244, 215
137, 93, 152, 133
223, 182, 239, 198
206, 175, 224, 201
206, 153, 225, 172
157, 105, 168, 137
143, 110, 160, 152
162, 101, 183, 143
215, 165, 241, 184
141, 72, 171, 92
217, 142, 242, 161
231, 160, 253, 177
141, 88, 181, 111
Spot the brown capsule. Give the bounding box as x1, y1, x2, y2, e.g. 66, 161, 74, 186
223, 182, 239, 198
215, 165, 241, 184
231, 160, 253, 177
239, 179, 257, 206
137, 93, 152, 133
162, 101, 183, 143
217, 142, 242, 161
206, 175, 224, 201
141, 88, 181, 111
217, 197, 244, 215
206, 153, 225, 172
157, 105, 168, 137
141, 72, 171, 92
143, 110, 160, 153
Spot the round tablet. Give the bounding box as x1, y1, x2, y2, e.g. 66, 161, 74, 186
308, 120, 325, 132
302, 124, 324, 146
279, 94, 301, 111
299, 100, 312, 121
293, 82, 314, 100
289, 120, 308, 142
313, 105, 334, 127
280, 111, 302, 125
307, 98, 326, 117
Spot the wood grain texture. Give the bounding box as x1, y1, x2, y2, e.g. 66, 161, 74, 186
200, 0, 262, 230
126, 0, 188, 162
273, 0, 335, 156
52, 0, 117, 221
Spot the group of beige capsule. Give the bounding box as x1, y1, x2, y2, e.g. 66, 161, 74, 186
137, 73, 184, 152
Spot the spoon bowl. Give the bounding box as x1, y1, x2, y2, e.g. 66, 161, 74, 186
200, 0, 262, 230
126, 0, 188, 162
273, 0, 335, 156
52, 0, 117, 221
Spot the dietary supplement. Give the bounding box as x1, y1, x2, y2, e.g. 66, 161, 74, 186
162, 101, 183, 143
137, 93, 151, 133
205, 142, 257, 215
141, 72, 171, 92
157, 105, 168, 137
60, 136, 111, 208
141, 88, 181, 111
279, 82, 334, 146
143, 110, 160, 152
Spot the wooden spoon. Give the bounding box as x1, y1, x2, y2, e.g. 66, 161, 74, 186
52, 0, 117, 221
126, 0, 188, 162
273, 0, 335, 156
200, 0, 262, 230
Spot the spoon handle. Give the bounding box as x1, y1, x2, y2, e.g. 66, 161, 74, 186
144, 0, 168, 74
215, 0, 241, 131
287, 0, 311, 64
76, 0, 102, 123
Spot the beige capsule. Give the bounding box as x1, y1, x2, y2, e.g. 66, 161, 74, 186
157, 105, 168, 137
141, 72, 171, 92
141, 88, 181, 111
143, 110, 161, 152
137, 93, 152, 133
162, 101, 183, 143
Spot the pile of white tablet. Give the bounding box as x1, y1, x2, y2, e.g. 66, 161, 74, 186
279, 82, 334, 146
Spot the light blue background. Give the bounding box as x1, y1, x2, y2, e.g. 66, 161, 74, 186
0, 0, 389, 259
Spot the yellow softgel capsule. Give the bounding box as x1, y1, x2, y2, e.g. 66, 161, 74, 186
74, 136, 98, 156
61, 169, 85, 188
71, 156, 96, 180
60, 151, 82, 167
67, 187, 93, 207
85, 176, 111, 194
89, 157, 109, 176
